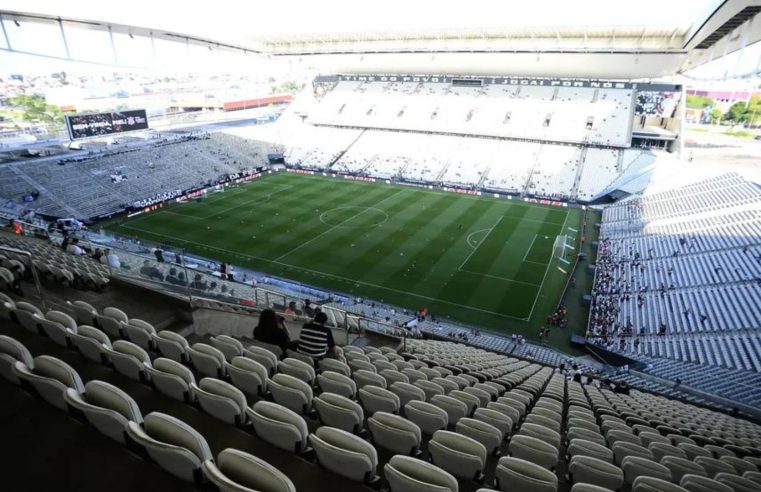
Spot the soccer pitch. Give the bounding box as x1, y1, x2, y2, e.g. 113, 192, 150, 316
107, 172, 582, 335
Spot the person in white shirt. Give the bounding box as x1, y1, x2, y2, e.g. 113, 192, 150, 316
67, 238, 85, 256
100, 249, 121, 269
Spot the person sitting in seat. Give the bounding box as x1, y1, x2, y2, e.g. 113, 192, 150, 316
190, 273, 207, 290
296, 310, 336, 360
139, 259, 164, 281
67, 238, 85, 256
253, 308, 292, 353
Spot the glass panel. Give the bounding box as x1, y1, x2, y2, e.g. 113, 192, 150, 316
62, 23, 113, 63
5, 17, 66, 58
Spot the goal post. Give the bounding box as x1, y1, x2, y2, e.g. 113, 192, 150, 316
553, 235, 572, 266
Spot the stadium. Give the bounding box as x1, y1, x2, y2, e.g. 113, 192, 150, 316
0, 1, 761, 491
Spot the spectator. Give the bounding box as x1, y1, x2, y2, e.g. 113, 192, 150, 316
253, 308, 292, 353
296, 310, 336, 360
284, 301, 297, 320
91, 248, 104, 262
139, 260, 164, 281
101, 249, 123, 269
67, 238, 85, 256
190, 273, 207, 290
153, 247, 165, 263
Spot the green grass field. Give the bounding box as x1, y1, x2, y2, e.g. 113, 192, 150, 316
106, 172, 582, 341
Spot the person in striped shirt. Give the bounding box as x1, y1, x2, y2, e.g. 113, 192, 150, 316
296, 310, 336, 360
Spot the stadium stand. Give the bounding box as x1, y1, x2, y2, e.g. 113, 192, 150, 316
2, 296, 761, 492
0, 133, 268, 220
587, 172, 761, 406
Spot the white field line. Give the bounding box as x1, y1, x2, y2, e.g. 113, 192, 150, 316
458, 216, 503, 270
116, 222, 527, 320
273, 189, 405, 262
525, 209, 572, 321
522, 234, 539, 262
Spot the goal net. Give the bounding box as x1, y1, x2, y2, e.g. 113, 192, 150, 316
553, 235, 569, 261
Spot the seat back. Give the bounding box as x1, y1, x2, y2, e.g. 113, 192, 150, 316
568, 455, 624, 490
456, 418, 502, 456
429, 430, 487, 480
472, 407, 511, 440
64, 380, 142, 443
127, 412, 212, 482
382, 369, 411, 386
189, 343, 225, 378
622, 456, 672, 485
124, 319, 157, 351
509, 434, 559, 471
368, 411, 422, 455
429, 395, 468, 424
680, 474, 735, 492
358, 385, 400, 415
0, 335, 33, 385
243, 346, 279, 376
14, 301, 43, 333
319, 358, 351, 376
390, 381, 426, 407
495, 456, 558, 492
385, 455, 459, 492
40, 310, 77, 347
317, 371, 357, 399
567, 438, 614, 463
68, 300, 98, 326
193, 378, 248, 425
314, 392, 364, 433
154, 331, 190, 362
226, 356, 268, 397
70, 325, 111, 364
211, 335, 244, 362
310, 426, 378, 483
148, 357, 196, 402
632, 476, 689, 492
202, 448, 296, 492
405, 400, 449, 435
109, 340, 151, 382
279, 358, 316, 384
269, 373, 313, 414
16, 355, 84, 409
354, 369, 387, 390
247, 401, 309, 453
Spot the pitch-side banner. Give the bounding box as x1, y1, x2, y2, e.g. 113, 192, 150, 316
65, 110, 149, 140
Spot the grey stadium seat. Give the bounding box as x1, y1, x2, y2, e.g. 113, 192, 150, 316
456, 417, 502, 456
106, 340, 152, 382
567, 455, 624, 490
269, 373, 313, 414
279, 357, 316, 385
317, 371, 357, 399
147, 357, 196, 402
714, 472, 761, 492
368, 411, 422, 455
495, 456, 558, 492
202, 448, 296, 492
681, 474, 735, 492
310, 426, 379, 483
70, 325, 112, 364
38, 310, 77, 347
64, 380, 143, 443
385, 455, 459, 492
247, 401, 309, 454
226, 356, 268, 398
632, 476, 689, 492
621, 456, 672, 485
153, 330, 190, 363
430, 394, 469, 424
319, 358, 352, 377
124, 318, 157, 351
189, 343, 226, 379
567, 438, 614, 463
405, 400, 449, 434
429, 430, 487, 480
391, 381, 427, 407
192, 377, 248, 425
314, 392, 364, 433
127, 412, 213, 482
210, 335, 244, 362
13, 355, 84, 410
359, 385, 400, 415
509, 434, 559, 470
0, 335, 33, 385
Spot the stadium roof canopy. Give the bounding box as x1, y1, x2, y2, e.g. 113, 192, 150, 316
2, 0, 761, 79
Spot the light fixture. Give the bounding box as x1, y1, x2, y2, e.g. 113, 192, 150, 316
14, 19, 20, 27
129, 32, 134, 39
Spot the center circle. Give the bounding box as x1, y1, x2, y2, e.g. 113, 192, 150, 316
319, 206, 389, 228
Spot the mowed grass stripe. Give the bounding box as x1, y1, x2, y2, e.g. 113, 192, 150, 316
106, 173, 581, 333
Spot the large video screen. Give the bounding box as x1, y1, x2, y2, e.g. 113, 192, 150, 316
65, 110, 149, 140
635, 91, 680, 117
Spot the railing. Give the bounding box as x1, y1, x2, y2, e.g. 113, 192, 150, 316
0, 245, 46, 309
